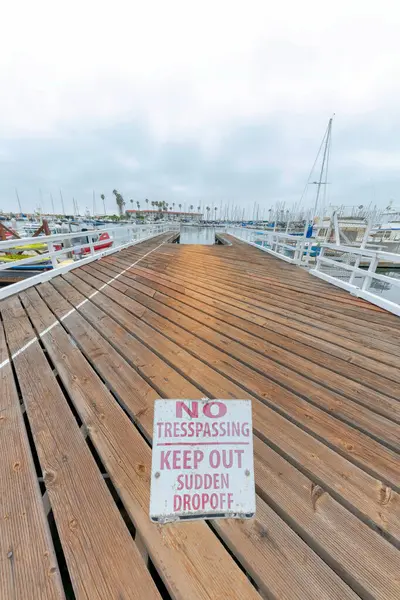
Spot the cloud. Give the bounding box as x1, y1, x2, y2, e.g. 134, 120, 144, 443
1, 0, 399, 214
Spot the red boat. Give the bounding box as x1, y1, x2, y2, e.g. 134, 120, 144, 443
54, 232, 113, 255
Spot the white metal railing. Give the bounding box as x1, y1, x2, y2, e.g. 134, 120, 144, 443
0, 222, 178, 300
226, 226, 310, 265
310, 243, 400, 316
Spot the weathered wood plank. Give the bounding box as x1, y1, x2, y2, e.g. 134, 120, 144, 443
40, 280, 360, 600
1, 295, 160, 600
88, 261, 400, 438
20, 285, 261, 600
126, 263, 400, 366
253, 437, 400, 600
0, 319, 65, 600
128, 261, 400, 358
126, 252, 400, 340
60, 269, 400, 545
50, 273, 400, 600
100, 256, 400, 397
104, 259, 400, 386
74, 264, 400, 488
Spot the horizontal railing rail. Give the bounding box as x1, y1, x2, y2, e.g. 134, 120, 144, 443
0, 223, 178, 300
226, 226, 310, 265
310, 243, 400, 316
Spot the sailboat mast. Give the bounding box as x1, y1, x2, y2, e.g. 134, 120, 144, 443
313, 117, 333, 218
59, 189, 66, 215
15, 188, 22, 214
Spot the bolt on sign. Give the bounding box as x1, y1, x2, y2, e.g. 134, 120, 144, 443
150, 399, 255, 523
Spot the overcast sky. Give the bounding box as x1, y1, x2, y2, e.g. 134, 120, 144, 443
1, 0, 399, 216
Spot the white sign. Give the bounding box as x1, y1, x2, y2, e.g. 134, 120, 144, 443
150, 399, 255, 523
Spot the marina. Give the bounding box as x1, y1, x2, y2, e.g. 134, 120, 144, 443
1, 230, 399, 599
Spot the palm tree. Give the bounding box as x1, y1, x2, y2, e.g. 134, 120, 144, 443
190, 205, 194, 213
172, 203, 175, 211
179, 203, 182, 212
146, 198, 149, 209
113, 189, 125, 217
136, 201, 140, 210
100, 194, 106, 215
206, 206, 210, 220
197, 205, 201, 212
214, 207, 218, 221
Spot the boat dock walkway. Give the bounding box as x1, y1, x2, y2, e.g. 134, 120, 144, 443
1, 233, 399, 599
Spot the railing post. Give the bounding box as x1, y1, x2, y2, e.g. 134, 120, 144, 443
361, 255, 379, 292
47, 241, 58, 269
349, 255, 361, 285
315, 246, 325, 273
293, 239, 300, 264
88, 233, 95, 256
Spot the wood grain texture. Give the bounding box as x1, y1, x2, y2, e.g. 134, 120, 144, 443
118, 262, 400, 377
67, 267, 400, 496
96, 255, 400, 399
1, 295, 160, 600
85, 260, 400, 445
48, 272, 400, 599
38, 281, 360, 600
19, 286, 261, 600
0, 319, 64, 600
4, 232, 400, 600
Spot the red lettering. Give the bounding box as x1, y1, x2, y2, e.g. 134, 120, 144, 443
172, 451, 181, 469
210, 493, 218, 509
164, 422, 172, 437
209, 449, 220, 468
235, 449, 244, 468
173, 491, 235, 513
176, 474, 184, 490
203, 423, 211, 436
204, 473, 212, 489
176, 401, 198, 418
232, 422, 240, 436
160, 451, 171, 470
157, 422, 163, 437
222, 450, 233, 468
203, 401, 227, 418
212, 422, 219, 436
221, 473, 229, 488
193, 450, 204, 469
242, 422, 250, 436
192, 493, 200, 510
188, 422, 195, 437
195, 422, 203, 436
173, 422, 180, 437
183, 450, 191, 469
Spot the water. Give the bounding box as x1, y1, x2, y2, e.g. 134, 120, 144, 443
320, 266, 400, 303
179, 226, 216, 245
360, 269, 400, 303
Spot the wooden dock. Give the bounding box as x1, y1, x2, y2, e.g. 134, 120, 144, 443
1, 232, 399, 599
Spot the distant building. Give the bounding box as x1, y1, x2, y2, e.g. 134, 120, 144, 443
125, 209, 203, 222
